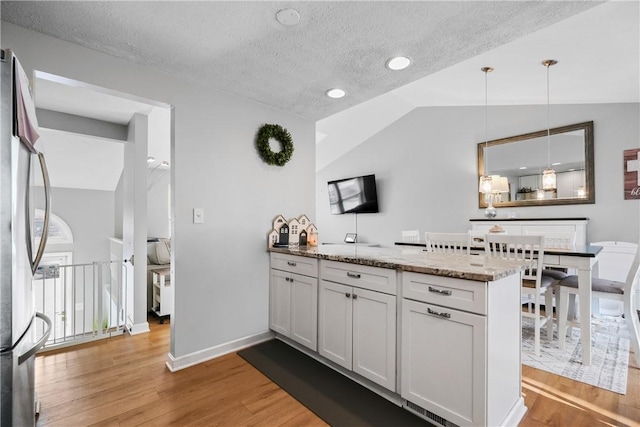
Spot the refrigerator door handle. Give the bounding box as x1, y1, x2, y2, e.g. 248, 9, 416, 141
26, 152, 51, 275
18, 312, 51, 365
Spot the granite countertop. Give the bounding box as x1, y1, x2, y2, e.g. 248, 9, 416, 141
269, 244, 531, 282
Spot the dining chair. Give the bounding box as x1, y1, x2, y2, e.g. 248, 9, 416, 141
523, 231, 576, 310
401, 229, 421, 243
468, 230, 487, 250
591, 241, 638, 316
555, 243, 640, 366
424, 232, 470, 255
485, 234, 554, 357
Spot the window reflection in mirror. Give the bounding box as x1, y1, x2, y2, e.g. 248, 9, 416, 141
477, 121, 594, 208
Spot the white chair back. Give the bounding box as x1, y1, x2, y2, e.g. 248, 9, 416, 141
591, 241, 638, 282
401, 229, 421, 243
425, 232, 470, 255
485, 234, 544, 283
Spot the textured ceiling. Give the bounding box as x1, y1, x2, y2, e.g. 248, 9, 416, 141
1, 1, 602, 121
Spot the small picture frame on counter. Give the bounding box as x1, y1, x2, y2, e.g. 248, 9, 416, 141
344, 233, 357, 243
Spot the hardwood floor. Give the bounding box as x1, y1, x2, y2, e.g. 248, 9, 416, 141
35, 316, 639, 427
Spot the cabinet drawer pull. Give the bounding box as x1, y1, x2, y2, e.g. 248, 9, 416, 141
347, 272, 361, 279
352, 294, 358, 300
287, 261, 297, 267
285, 277, 290, 282
345, 293, 351, 298
427, 307, 451, 319
428, 286, 452, 296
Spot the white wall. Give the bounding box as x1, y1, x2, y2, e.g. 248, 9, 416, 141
3, 23, 316, 359
34, 187, 115, 264
147, 106, 172, 239
147, 174, 170, 239
316, 103, 640, 246
114, 172, 124, 239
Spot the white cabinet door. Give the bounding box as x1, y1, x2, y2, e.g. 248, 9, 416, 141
401, 299, 487, 426
319, 280, 352, 369
269, 269, 291, 336
290, 272, 318, 351
352, 287, 396, 390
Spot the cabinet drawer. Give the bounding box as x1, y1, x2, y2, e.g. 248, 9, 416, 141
320, 260, 397, 295
402, 272, 487, 315
271, 253, 318, 277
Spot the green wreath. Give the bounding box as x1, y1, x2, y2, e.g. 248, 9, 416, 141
256, 124, 294, 166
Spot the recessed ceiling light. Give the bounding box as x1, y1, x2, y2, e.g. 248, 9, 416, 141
276, 8, 300, 26
552, 162, 562, 166
326, 88, 346, 99
386, 56, 411, 71
519, 166, 527, 170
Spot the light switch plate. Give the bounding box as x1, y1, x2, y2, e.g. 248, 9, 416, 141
193, 208, 204, 224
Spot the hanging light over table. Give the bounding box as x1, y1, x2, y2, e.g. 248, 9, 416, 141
479, 66, 497, 217
542, 59, 557, 191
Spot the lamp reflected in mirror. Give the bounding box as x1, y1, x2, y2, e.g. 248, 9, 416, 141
480, 175, 509, 218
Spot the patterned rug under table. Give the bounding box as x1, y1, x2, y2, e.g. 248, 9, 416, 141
521, 315, 630, 394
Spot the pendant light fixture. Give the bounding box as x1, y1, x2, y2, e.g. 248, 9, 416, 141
541, 59, 557, 191
478, 67, 498, 218
479, 66, 494, 196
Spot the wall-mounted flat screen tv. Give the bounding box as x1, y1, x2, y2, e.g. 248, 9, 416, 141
328, 174, 379, 214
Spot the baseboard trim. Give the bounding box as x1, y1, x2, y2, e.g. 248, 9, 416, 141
501, 396, 527, 427
127, 321, 150, 335
165, 330, 275, 372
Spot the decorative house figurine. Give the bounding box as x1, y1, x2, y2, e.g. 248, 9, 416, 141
289, 217, 301, 245
298, 214, 311, 228
272, 214, 286, 229
268, 214, 318, 248
278, 222, 290, 246
268, 229, 279, 247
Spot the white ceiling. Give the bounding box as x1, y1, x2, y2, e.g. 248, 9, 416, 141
317, 1, 639, 170
34, 71, 160, 125
2, 1, 638, 179
1, 0, 608, 121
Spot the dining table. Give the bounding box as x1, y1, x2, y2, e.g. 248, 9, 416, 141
395, 241, 602, 365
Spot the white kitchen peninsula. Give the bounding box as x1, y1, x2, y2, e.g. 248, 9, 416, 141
268, 244, 530, 427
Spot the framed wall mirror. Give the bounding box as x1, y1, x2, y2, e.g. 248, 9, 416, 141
478, 121, 594, 208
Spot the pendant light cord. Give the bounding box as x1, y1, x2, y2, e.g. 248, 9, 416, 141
485, 69, 489, 173
546, 62, 551, 169
481, 67, 493, 176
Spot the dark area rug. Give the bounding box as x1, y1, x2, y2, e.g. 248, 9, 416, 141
238, 339, 433, 427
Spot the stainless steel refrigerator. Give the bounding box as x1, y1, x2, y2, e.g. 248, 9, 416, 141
1, 49, 52, 427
